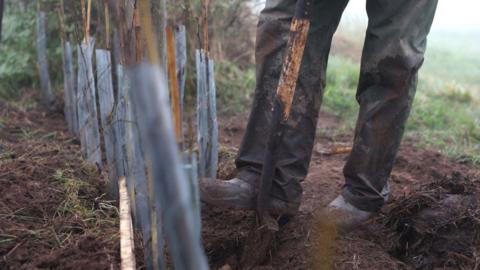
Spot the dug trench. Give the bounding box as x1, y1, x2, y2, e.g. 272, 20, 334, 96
1, 97, 479, 270
204, 111, 480, 270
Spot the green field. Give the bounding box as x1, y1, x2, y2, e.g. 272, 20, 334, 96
321, 30, 480, 164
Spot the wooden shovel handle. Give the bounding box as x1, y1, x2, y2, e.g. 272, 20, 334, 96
257, 0, 312, 216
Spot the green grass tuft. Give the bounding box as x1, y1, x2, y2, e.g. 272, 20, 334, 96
215, 61, 256, 113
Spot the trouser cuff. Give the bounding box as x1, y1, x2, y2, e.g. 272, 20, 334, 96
341, 186, 387, 212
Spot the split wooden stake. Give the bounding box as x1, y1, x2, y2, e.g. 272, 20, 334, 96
119, 176, 136, 270
201, 0, 209, 54
58, 0, 66, 44
80, 0, 92, 42
81, 0, 87, 42
138, 0, 159, 64
166, 27, 182, 143
104, 0, 110, 49
133, 4, 143, 64
86, 0, 92, 42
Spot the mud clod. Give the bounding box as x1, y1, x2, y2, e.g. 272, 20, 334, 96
375, 172, 480, 269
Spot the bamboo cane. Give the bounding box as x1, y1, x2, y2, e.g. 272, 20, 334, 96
166, 27, 182, 144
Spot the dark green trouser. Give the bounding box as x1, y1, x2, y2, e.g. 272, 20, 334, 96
235, 0, 438, 212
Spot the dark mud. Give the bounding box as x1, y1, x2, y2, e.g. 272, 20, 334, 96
2, 98, 479, 270
202, 112, 480, 270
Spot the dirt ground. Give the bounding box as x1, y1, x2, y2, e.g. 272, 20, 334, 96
1, 96, 479, 270
203, 111, 480, 270
0, 98, 120, 270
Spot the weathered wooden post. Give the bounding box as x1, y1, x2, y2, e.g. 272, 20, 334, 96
166, 27, 182, 144
175, 25, 187, 133
196, 0, 218, 179
63, 41, 77, 135
183, 152, 201, 240
59, 0, 77, 135
133, 1, 209, 269
35, 6, 55, 105
77, 37, 102, 167
131, 63, 209, 270
77, 0, 102, 167
96, 49, 117, 193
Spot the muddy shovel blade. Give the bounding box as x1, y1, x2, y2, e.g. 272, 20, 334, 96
241, 214, 279, 269
241, 0, 312, 268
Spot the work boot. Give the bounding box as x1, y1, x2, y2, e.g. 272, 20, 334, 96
200, 177, 300, 216
323, 195, 374, 233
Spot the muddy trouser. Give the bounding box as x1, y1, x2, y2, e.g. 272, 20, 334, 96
235, 0, 438, 212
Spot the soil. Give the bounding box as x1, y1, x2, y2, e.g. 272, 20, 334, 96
203, 111, 480, 270
2, 96, 479, 270
0, 98, 120, 270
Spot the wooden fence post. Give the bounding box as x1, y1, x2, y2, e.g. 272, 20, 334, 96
196, 50, 218, 179
125, 95, 154, 270
175, 25, 187, 131
96, 49, 117, 197
183, 152, 201, 240
130, 64, 209, 270
197, 0, 218, 179
113, 63, 155, 269
64, 42, 78, 135
77, 38, 103, 167
166, 27, 182, 144
35, 10, 55, 105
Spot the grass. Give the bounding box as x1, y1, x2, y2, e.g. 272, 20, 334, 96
53, 169, 97, 219
321, 53, 480, 165
215, 61, 256, 113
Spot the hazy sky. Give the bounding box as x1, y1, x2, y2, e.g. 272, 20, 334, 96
342, 0, 480, 32
254, 1, 480, 32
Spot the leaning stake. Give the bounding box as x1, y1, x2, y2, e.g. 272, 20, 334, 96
241, 0, 312, 268
119, 176, 136, 270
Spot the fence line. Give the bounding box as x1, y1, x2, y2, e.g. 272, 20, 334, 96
49, 9, 215, 269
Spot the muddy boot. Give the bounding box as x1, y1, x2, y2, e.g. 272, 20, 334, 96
323, 195, 374, 233
200, 178, 256, 210
200, 177, 300, 216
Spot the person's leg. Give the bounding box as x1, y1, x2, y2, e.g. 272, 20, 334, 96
235, 0, 349, 208
341, 0, 438, 212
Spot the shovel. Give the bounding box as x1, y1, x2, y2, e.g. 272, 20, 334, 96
241, 0, 313, 268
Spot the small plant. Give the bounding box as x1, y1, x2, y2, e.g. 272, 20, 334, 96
215, 60, 256, 113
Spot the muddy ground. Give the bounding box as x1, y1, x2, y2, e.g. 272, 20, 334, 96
0, 98, 120, 270
203, 112, 480, 270
1, 97, 479, 270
